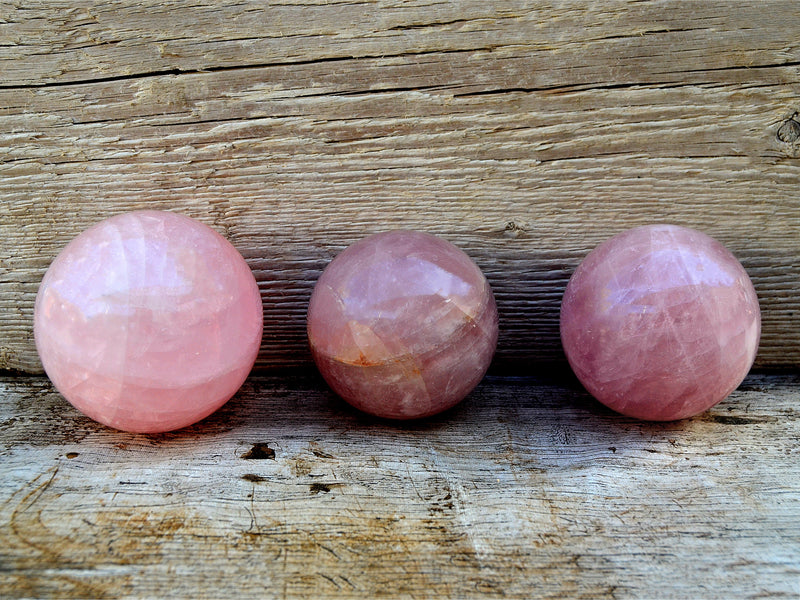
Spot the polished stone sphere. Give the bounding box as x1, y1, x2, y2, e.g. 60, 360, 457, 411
307, 230, 498, 419
560, 224, 760, 421
34, 210, 263, 433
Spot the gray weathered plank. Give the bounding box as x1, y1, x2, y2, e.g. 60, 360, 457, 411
1, 1, 799, 374
1, 373, 798, 599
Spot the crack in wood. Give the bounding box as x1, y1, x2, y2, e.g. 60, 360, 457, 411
0, 47, 501, 91
672, 60, 800, 74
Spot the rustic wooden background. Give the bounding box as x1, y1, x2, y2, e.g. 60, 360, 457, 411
1, 1, 799, 598
1, 0, 799, 373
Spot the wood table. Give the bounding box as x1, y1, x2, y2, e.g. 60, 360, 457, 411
1, 2, 799, 598
2, 372, 800, 598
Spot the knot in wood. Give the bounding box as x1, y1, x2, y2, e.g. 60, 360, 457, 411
777, 116, 800, 143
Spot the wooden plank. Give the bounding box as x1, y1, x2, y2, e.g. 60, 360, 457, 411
1, 1, 798, 88
1, 1, 799, 373
1, 373, 798, 598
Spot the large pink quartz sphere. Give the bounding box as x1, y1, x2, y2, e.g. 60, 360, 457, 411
307, 230, 499, 419
34, 210, 263, 433
560, 224, 761, 421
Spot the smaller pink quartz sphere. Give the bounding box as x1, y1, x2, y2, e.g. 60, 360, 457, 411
560, 224, 761, 421
307, 230, 499, 419
34, 210, 263, 433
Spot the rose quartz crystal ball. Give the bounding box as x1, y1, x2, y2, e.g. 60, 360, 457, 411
34, 210, 263, 433
307, 230, 499, 419
560, 224, 760, 421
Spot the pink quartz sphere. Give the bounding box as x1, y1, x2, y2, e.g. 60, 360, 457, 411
34, 210, 263, 433
560, 224, 761, 421
307, 230, 499, 420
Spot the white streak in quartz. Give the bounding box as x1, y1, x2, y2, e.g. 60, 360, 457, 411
343, 257, 474, 317
48, 239, 194, 318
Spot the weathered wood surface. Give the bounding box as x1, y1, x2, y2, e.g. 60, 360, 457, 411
1, 372, 799, 599
1, 1, 800, 374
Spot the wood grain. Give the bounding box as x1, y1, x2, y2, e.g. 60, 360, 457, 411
1, 1, 799, 374
1, 372, 798, 599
